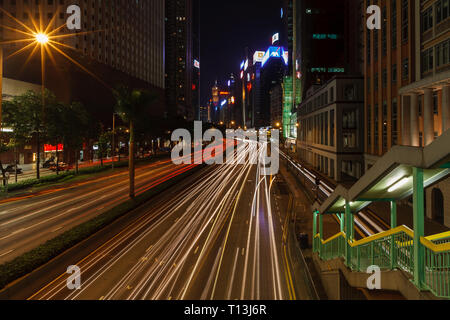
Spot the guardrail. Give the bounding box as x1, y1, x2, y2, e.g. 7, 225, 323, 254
315, 226, 450, 299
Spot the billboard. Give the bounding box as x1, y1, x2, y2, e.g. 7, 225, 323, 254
253, 51, 265, 64
262, 46, 288, 67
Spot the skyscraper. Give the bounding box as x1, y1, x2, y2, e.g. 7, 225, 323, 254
165, 0, 200, 121
0, 0, 165, 89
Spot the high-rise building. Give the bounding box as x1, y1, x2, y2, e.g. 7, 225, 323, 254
0, 0, 165, 89
165, 0, 200, 121
364, 0, 450, 227
296, 0, 363, 100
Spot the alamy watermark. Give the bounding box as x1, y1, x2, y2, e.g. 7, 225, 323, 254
366, 265, 381, 290
171, 122, 280, 175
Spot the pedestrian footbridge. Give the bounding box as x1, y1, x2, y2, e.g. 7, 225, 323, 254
312, 130, 450, 299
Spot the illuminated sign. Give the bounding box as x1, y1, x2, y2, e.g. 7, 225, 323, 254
221, 100, 227, 107
231, 96, 235, 104
240, 70, 244, 79
194, 59, 200, 69
272, 33, 279, 45
283, 50, 289, 65
253, 51, 265, 64
261, 46, 288, 67
240, 60, 245, 70
44, 144, 64, 152
281, 8, 284, 18
244, 59, 249, 71
220, 91, 230, 95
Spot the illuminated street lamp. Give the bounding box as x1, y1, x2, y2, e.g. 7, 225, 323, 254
35, 33, 49, 44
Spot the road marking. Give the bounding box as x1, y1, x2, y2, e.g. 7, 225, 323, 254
52, 226, 63, 233
0, 249, 14, 257
226, 248, 240, 299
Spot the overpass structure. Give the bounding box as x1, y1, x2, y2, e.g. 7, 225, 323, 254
312, 130, 450, 299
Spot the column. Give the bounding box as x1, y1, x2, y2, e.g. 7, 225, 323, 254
319, 213, 324, 258
423, 88, 434, 146
442, 85, 450, 133
313, 211, 318, 252
410, 93, 420, 147
413, 167, 425, 289
402, 95, 411, 146
345, 201, 353, 265
390, 201, 397, 269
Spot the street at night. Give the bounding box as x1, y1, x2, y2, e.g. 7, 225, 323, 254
0, 0, 449, 315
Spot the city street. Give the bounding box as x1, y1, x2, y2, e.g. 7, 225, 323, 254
0, 158, 195, 263
28, 141, 314, 300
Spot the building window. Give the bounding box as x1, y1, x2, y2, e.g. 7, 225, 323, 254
435, 39, 450, 67
392, 64, 397, 83
382, 69, 387, 88
374, 29, 379, 60
422, 48, 434, 73
382, 6, 387, 56
401, 0, 409, 43
392, 98, 398, 146
392, 0, 397, 49
382, 101, 388, 150
402, 58, 409, 80
436, 0, 449, 24
421, 7, 433, 32
433, 92, 438, 114
374, 73, 379, 91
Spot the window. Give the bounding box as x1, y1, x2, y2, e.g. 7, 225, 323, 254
392, 99, 398, 145
401, 0, 409, 43
422, 7, 433, 32
392, 64, 397, 83
422, 48, 434, 73
392, 0, 397, 49
402, 58, 409, 80
436, 39, 450, 67
436, 0, 449, 24
382, 69, 387, 88
382, 6, 387, 56
374, 104, 379, 152
374, 73, 379, 91
433, 92, 438, 114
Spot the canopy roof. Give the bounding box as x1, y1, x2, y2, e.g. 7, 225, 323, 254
314, 130, 450, 214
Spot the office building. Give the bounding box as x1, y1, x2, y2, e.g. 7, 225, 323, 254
165, 0, 200, 121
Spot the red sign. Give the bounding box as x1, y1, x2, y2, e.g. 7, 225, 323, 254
44, 144, 64, 152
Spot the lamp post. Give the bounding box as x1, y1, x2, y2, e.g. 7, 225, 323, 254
35, 32, 49, 180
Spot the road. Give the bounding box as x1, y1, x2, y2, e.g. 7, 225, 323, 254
28, 140, 315, 300
0, 158, 196, 263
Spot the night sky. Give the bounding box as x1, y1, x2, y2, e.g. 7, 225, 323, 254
200, 0, 284, 105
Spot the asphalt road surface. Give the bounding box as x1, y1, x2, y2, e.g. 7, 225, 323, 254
0, 158, 195, 263
29, 141, 314, 300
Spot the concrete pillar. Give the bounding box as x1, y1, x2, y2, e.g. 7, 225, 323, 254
423, 89, 434, 146
442, 85, 450, 133
413, 167, 425, 289
410, 93, 420, 147
402, 95, 411, 146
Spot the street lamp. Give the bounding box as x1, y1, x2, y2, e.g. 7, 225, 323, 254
35, 33, 49, 44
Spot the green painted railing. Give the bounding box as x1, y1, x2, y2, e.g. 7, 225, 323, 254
422, 232, 450, 299
315, 226, 450, 299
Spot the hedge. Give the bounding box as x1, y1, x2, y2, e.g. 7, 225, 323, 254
0, 163, 203, 289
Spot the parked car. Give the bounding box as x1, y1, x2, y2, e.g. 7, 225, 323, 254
4, 165, 22, 174
43, 157, 56, 168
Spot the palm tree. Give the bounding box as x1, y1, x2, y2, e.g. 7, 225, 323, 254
113, 86, 157, 198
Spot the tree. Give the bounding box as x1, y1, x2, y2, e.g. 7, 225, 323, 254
113, 86, 157, 198
62, 102, 90, 174
3, 90, 57, 179
97, 130, 110, 167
